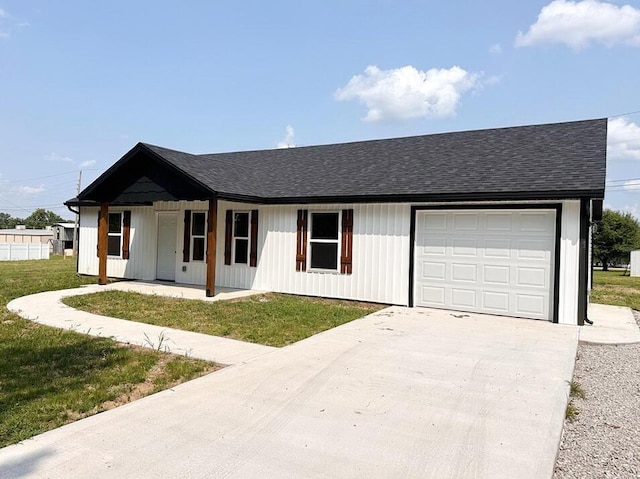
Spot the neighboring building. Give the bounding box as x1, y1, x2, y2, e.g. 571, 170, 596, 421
0, 228, 53, 245
53, 222, 77, 251
630, 250, 640, 277
66, 119, 607, 326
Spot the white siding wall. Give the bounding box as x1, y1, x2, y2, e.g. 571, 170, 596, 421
77, 198, 583, 323
252, 203, 411, 305
558, 200, 581, 325
78, 206, 157, 280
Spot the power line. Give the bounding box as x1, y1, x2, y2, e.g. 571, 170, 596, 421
609, 109, 640, 119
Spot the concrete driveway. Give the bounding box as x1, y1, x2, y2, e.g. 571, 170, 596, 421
0, 307, 578, 478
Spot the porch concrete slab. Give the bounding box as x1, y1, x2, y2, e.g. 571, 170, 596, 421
0, 307, 578, 479
7, 286, 276, 365
102, 280, 266, 302
579, 303, 640, 344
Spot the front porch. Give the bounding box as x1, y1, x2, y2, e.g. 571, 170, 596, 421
100, 280, 266, 302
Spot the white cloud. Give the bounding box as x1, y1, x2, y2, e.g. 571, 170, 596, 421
44, 152, 74, 163
0, 8, 6, 18
335, 65, 487, 122
79, 160, 96, 168
489, 43, 503, 53
623, 180, 640, 191
516, 0, 640, 49
15, 184, 44, 194
276, 125, 296, 148
608, 117, 640, 160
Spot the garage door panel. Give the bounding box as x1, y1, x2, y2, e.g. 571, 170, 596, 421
421, 262, 446, 280
453, 213, 479, 231
516, 239, 552, 260
517, 267, 548, 288
420, 286, 445, 305
424, 214, 447, 231
485, 213, 512, 231
515, 294, 547, 317
483, 265, 510, 285
450, 288, 477, 308
451, 263, 477, 282
415, 209, 555, 321
482, 291, 510, 313
484, 238, 512, 258
452, 237, 478, 256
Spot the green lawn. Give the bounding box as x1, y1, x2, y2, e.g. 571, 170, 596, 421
0, 257, 217, 448
64, 291, 384, 347
591, 270, 640, 310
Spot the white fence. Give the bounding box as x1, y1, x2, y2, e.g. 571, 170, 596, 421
0, 243, 50, 261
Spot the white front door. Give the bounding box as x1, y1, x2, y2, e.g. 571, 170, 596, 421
156, 213, 177, 281
414, 209, 556, 321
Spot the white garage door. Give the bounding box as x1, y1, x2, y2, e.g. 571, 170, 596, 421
414, 209, 556, 321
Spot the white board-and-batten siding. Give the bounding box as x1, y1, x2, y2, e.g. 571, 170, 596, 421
78, 201, 411, 305
78, 199, 583, 323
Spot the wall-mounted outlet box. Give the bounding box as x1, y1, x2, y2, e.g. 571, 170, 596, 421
182, 266, 187, 272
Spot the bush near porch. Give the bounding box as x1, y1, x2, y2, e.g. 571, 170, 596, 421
63, 291, 385, 347
0, 257, 217, 448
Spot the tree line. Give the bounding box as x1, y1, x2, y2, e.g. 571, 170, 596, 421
593, 209, 640, 271
0, 209, 69, 230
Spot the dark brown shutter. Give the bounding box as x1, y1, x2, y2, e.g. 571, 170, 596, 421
341, 209, 353, 274
122, 211, 131, 259
224, 210, 233, 265
183, 210, 191, 262
249, 209, 259, 267
296, 209, 308, 271
96, 209, 102, 257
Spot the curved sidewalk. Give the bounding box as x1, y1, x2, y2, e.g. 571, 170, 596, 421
7, 283, 276, 365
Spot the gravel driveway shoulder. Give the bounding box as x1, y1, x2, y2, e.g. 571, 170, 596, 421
554, 312, 640, 478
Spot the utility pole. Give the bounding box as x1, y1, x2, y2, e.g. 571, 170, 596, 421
72, 169, 82, 256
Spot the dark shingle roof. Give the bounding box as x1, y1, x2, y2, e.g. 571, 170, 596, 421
74, 119, 607, 205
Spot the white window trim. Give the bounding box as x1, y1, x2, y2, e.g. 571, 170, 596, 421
308, 211, 342, 273
107, 211, 123, 258
232, 211, 251, 266
191, 211, 207, 263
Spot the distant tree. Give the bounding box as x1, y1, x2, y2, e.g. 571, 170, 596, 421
0, 212, 22, 229
593, 209, 640, 270
23, 209, 64, 229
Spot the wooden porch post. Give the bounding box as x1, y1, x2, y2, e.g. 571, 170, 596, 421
98, 202, 108, 285
206, 198, 218, 297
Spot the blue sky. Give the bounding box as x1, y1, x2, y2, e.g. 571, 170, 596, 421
1, 0, 639, 220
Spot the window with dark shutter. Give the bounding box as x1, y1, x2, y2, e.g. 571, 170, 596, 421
107, 212, 122, 256
224, 210, 233, 265
183, 210, 191, 262
309, 212, 339, 270
296, 209, 308, 271
340, 209, 353, 274
191, 212, 206, 261
250, 210, 258, 267
122, 211, 131, 259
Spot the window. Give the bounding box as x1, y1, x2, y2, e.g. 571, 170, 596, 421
233, 212, 249, 264
191, 212, 206, 261
108, 212, 122, 256
309, 212, 339, 270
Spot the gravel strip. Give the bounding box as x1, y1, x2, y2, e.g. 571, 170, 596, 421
554, 312, 640, 478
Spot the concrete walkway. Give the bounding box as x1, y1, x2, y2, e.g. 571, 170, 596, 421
7, 282, 276, 365
579, 302, 640, 344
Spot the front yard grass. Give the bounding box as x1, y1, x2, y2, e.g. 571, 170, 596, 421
591, 270, 640, 310
0, 257, 217, 448
64, 291, 385, 347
